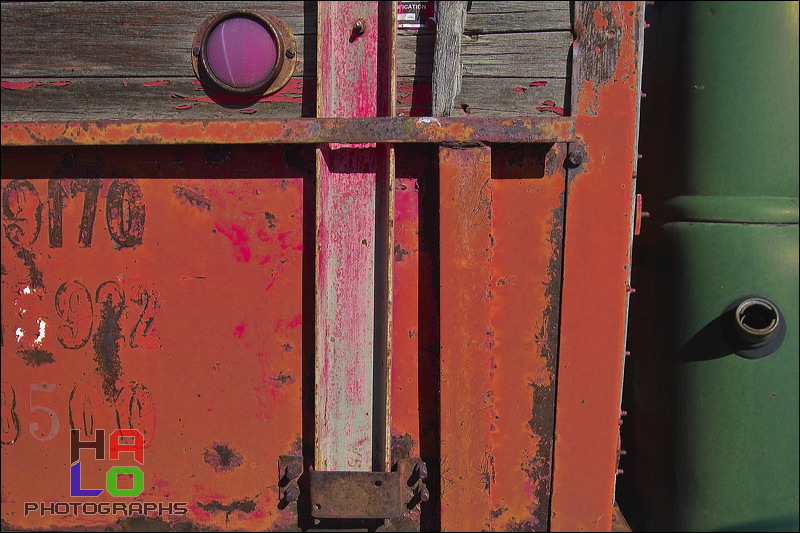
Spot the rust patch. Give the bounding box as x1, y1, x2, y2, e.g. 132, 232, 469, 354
173, 185, 211, 210
269, 371, 295, 387
203, 442, 244, 473
196, 498, 256, 518
391, 433, 416, 461
264, 212, 277, 229
17, 346, 55, 366
14, 248, 45, 291
507, 518, 540, 532
92, 292, 125, 400
394, 244, 410, 262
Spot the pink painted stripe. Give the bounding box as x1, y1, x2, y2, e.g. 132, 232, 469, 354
315, 1, 384, 472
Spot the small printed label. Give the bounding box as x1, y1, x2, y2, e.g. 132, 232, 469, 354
397, 1, 436, 29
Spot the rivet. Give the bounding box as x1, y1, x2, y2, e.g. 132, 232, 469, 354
419, 484, 430, 503
285, 49, 296, 59
416, 461, 428, 480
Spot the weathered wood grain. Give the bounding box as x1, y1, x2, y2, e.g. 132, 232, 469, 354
465, 0, 571, 33
432, 1, 468, 116
1, 1, 572, 120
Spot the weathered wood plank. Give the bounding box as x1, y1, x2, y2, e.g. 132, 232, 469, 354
460, 32, 573, 78
0, 1, 311, 77
1, 76, 567, 121
465, 0, 571, 33
432, 1, 468, 116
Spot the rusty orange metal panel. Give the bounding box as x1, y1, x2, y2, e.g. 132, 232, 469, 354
1, 173, 306, 531
438, 144, 494, 532
550, 2, 645, 531
1, 143, 433, 531
438, 144, 566, 532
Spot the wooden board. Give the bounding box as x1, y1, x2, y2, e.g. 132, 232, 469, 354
1, 1, 571, 120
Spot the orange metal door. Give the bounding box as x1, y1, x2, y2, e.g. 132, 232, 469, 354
1, 2, 645, 531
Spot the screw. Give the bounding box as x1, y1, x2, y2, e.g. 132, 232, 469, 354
192, 46, 200, 57
285, 49, 296, 59
419, 484, 430, 503
283, 482, 300, 503
416, 461, 428, 480
567, 150, 585, 168
353, 19, 367, 34
285, 462, 302, 480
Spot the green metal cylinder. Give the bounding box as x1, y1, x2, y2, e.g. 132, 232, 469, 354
620, 2, 799, 531
664, 222, 799, 532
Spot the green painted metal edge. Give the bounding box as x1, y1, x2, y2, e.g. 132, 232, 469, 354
663, 196, 800, 224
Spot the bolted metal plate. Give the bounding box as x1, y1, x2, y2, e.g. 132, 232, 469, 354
309, 471, 401, 519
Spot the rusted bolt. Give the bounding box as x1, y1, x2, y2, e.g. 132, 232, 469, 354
637, 153, 643, 159
620, 410, 628, 417
641, 211, 651, 218
641, 91, 647, 98
283, 482, 300, 503
625, 351, 631, 357
617, 469, 624, 475
192, 46, 201, 57
416, 461, 428, 480
632, 171, 638, 179
627, 286, 637, 294
285, 49, 296, 59
419, 484, 430, 503
285, 462, 302, 480
620, 449, 628, 456
567, 150, 585, 168
618, 419, 624, 426
353, 19, 367, 34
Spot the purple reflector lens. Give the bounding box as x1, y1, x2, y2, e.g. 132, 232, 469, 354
206, 17, 278, 88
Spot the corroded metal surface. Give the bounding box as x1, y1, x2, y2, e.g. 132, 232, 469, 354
438, 143, 566, 531
309, 470, 401, 519
550, 2, 645, 531
0, 117, 576, 146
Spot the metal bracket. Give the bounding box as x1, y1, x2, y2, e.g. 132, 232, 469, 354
310, 471, 401, 519
278, 455, 304, 508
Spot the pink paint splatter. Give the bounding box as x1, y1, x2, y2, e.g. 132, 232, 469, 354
214, 223, 251, 262
536, 105, 566, 116
173, 104, 192, 110
50, 81, 72, 87
541, 100, 556, 106
234, 322, 246, 338
529, 81, 548, 87
1, 81, 43, 90
143, 80, 171, 87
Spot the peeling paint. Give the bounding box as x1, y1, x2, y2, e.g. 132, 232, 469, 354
1, 81, 44, 90
17, 346, 55, 366
49, 81, 72, 87
173, 185, 211, 210
196, 498, 256, 519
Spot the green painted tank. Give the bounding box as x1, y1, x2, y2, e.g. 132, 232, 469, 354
620, 2, 799, 531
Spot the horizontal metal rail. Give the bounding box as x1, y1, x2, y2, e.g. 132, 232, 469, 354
1, 117, 575, 146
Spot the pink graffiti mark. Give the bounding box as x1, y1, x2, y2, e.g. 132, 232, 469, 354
143, 80, 171, 87
214, 223, 251, 262
530, 81, 548, 87
50, 81, 72, 87
2, 81, 43, 90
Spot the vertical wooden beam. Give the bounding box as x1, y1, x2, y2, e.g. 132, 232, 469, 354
551, 2, 645, 530
439, 144, 493, 530
432, 1, 468, 116
315, 1, 395, 473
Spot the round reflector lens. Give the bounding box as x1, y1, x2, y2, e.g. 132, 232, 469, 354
206, 17, 278, 88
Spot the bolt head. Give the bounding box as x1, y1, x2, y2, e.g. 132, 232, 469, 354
419, 484, 430, 503
283, 482, 300, 503
567, 150, 585, 168
353, 19, 366, 34
285, 462, 302, 480
285, 49, 296, 59
416, 461, 428, 480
